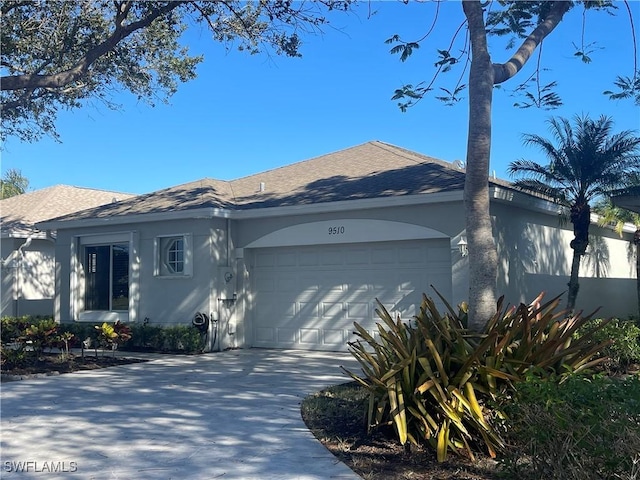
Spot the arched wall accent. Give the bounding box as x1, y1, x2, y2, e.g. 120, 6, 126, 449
244, 219, 449, 249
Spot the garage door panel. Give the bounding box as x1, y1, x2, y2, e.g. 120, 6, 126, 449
277, 275, 299, 292
299, 251, 319, 266
277, 252, 297, 266
323, 329, 347, 345
251, 240, 451, 351
254, 326, 275, 343
300, 328, 320, 345
399, 246, 425, 263
345, 249, 368, 265
371, 247, 396, 264
277, 328, 297, 344
321, 302, 345, 319
322, 250, 345, 265
255, 251, 276, 267
255, 274, 276, 292
262, 300, 296, 319
346, 302, 371, 320
297, 302, 319, 319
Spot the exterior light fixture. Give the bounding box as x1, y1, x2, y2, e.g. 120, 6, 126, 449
457, 237, 468, 257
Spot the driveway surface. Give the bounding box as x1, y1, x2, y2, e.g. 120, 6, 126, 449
1, 349, 363, 479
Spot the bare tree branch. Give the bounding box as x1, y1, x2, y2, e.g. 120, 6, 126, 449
493, 1, 570, 85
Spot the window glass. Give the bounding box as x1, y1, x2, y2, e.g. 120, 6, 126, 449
166, 238, 184, 273
111, 244, 129, 310
84, 243, 129, 311
158, 236, 188, 276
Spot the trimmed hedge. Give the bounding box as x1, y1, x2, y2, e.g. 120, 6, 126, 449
58, 322, 205, 354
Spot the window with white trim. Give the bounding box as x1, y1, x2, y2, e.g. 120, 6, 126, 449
155, 235, 192, 277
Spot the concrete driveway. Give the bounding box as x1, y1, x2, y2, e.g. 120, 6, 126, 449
1, 349, 363, 479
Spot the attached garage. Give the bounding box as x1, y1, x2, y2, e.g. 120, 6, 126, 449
249, 239, 452, 351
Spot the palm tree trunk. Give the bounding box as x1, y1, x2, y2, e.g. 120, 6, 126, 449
462, 1, 498, 331
567, 201, 590, 312
567, 249, 582, 312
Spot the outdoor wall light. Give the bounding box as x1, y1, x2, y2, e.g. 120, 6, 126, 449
457, 237, 468, 257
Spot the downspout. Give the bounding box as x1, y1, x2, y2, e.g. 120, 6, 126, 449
215, 218, 234, 351
226, 218, 232, 268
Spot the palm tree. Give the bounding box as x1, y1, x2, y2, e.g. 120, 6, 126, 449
508, 114, 640, 312
595, 198, 640, 318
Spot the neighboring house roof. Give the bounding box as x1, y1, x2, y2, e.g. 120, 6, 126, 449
40, 141, 517, 228
612, 186, 640, 214
1, 185, 135, 238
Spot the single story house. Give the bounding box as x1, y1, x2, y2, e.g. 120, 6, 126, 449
1, 185, 135, 317
38, 142, 636, 352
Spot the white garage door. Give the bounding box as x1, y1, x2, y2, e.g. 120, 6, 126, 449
250, 239, 452, 351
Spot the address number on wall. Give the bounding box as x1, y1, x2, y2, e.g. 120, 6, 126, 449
328, 226, 346, 235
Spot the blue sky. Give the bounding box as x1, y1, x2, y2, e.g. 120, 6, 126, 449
2, 1, 639, 195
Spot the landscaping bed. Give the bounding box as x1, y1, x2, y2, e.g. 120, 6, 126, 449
1, 353, 147, 382
302, 381, 499, 480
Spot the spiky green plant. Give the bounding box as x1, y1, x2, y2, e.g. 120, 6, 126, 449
343, 291, 611, 462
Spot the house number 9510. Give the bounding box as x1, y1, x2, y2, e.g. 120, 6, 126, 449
328, 226, 345, 235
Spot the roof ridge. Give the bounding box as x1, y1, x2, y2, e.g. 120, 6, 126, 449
230, 141, 379, 183
373, 141, 459, 170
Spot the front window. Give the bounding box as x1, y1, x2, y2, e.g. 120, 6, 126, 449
156, 235, 191, 277
165, 238, 184, 274
84, 244, 129, 311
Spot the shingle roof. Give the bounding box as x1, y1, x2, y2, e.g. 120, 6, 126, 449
38, 141, 511, 225
230, 141, 467, 209
1, 185, 135, 236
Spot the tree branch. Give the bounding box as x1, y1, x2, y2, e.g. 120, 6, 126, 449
0, 1, 182, 92
493, 1, 571, 85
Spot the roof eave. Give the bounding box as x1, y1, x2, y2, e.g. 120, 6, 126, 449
36, 207, 234, 230
491, 185, 564, 215
36, 191, 466, 230
36, 187, 579, 231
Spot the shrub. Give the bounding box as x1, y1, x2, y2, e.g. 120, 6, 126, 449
343, 291, 611, 462
95, 320, 132, 354
578, 318, 640, 372
23, 319, 59, 357
120, 324, 204, 354
499, 374, 640, 480
9, 318, 204, 355
1, 343, 26, 369
58, 322, 96, 348
1, 316, 42, 344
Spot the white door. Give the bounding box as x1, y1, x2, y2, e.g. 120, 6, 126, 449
250, 239, 452, 351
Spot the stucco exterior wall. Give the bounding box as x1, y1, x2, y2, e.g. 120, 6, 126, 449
493, 201, 636, 318
1, 238, 55, 317
54, 217, 229, 327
